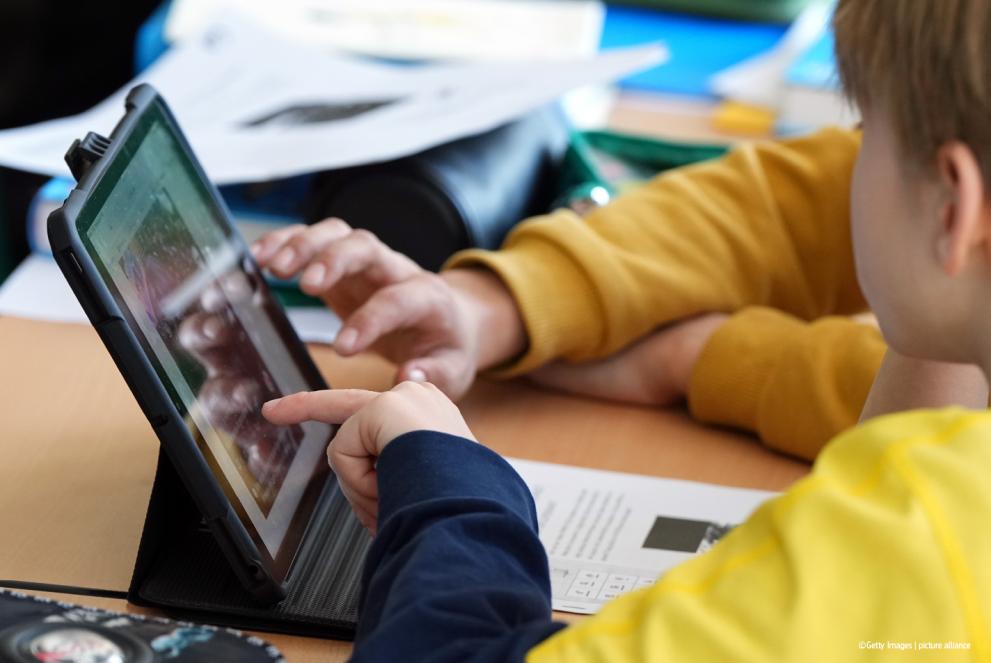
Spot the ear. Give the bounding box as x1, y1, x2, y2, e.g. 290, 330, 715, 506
935, 141, 989, 276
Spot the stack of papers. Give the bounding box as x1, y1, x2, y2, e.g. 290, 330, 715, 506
0, 15, 664, 184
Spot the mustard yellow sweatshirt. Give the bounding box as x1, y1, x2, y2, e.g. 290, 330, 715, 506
448, 128, 883, 460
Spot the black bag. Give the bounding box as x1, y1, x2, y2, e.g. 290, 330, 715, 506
305, 104, 571, 271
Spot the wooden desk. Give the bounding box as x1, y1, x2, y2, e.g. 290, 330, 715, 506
0, 316, 809, 661
609, 91, 729, 144
608, 90, 772, 145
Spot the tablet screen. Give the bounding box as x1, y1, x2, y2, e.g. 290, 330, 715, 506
75, 103, 331, 579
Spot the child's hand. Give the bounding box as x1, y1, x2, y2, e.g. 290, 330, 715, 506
262, 382, 475, 533
251, 218, 525, 400
528, 313, 728, 406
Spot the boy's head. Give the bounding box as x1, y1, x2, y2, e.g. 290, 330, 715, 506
834, 0, 991, 365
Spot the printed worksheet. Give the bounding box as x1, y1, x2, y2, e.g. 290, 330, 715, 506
508, 459, 777, 615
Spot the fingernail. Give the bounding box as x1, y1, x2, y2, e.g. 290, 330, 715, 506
250, 242, 264, 258
336, 327, 358, 352
262, 398, 281, 412
302, 263, 326, 289
408, 368, 427, 382
272, 248, 295, 272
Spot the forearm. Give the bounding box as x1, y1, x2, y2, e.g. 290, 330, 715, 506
447, 128, 865, 377
688, 308, 886, 460
353, 431, 564, 662
860, 350, 988, 422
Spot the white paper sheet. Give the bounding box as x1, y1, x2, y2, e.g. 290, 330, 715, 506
0, 255, 341, 345
0, 254, 87, 325
508, 458, 777, 614
284, 306, 341, 345
0, 16, 664, 184
166, 0, 606, 62
709, 2, 833, 107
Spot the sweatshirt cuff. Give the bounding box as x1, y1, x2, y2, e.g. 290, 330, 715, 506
687, 307, 802, 436
375, 430, 537, 528
444, 211, 605, 378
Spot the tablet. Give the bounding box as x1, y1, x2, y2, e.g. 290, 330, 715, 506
48, 85, 333, 602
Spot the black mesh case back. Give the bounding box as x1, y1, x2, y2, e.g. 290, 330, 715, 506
127, 448, 371, 639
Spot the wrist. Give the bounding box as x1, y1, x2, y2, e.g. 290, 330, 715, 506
650, 313, 729, 401
441, 268, 527, 371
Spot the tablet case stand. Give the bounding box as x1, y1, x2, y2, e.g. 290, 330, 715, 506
61, 116, 371, 641
127, 448, 372, 640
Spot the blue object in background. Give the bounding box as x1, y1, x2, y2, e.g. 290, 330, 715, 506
601, 6, 787, 98
786, 28, 836, 89
134, 0, 172, 72
26, 178, 73, 255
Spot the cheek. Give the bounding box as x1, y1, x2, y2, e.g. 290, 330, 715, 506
850, 147, 908, 336
849, 148, 935, 355
851, 151, 883, 299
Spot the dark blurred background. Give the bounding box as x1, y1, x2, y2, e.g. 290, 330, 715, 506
0, 0, 160, 278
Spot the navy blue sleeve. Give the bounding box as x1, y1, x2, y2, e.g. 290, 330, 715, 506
350, 430, 566, 662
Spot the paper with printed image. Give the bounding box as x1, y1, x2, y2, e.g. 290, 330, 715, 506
508, 458, 776, 615
0, 14, 664, 185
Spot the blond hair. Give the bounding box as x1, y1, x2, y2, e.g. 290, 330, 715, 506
834, 0, 991, 182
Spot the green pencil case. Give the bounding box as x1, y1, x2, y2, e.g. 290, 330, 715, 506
610, 0, 814, 23
556, 129, 728, 208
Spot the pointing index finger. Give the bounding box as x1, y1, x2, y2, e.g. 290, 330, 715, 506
262, 389, 379, 425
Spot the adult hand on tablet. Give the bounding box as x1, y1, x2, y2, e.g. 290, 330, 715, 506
251, 218, 526, 400
262, 381, 476, 534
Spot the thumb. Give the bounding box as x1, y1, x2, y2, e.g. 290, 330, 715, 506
262, 389, 379, 425
396, 351, 472, 399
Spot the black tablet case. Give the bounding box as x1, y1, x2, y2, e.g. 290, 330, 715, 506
53, 86, 372, 641
127, 448, 372, 640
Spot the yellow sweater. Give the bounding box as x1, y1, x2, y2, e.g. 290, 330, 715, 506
448, 128, 884, 460
528, 407, 991, 662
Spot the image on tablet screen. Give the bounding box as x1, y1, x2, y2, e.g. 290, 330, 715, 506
80, 115, 330, 559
